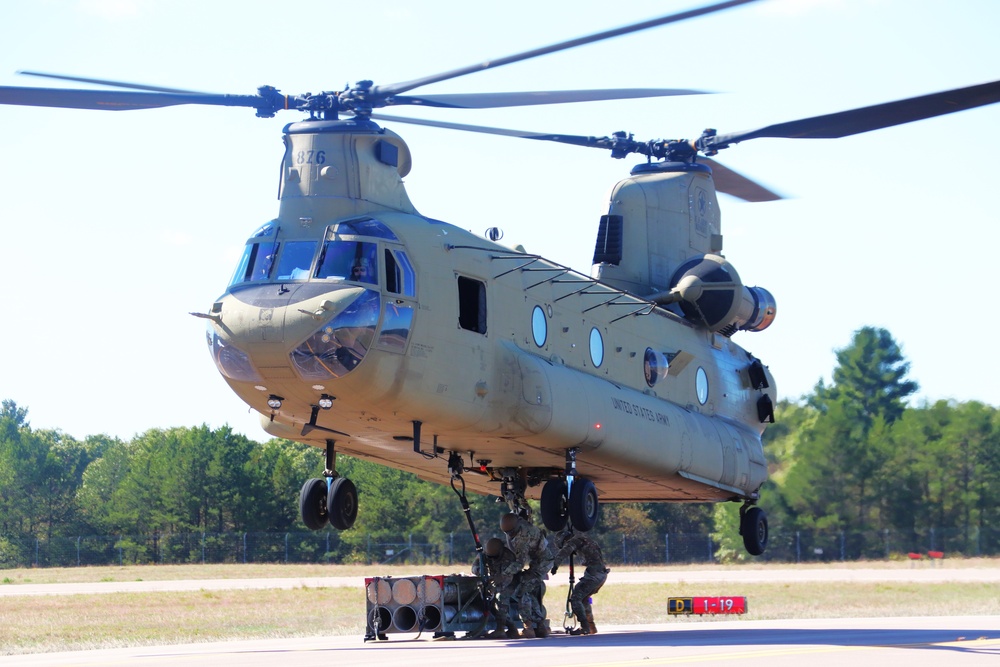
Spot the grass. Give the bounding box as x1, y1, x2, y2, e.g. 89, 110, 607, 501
3, 557, 999, 586
0, 562, 380, 585
2, 561, 999, 655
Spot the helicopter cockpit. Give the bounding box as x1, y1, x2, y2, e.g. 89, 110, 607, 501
226, 218, 414, 288
207, 216, 417, 386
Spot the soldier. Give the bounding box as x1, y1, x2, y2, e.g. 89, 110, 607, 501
471, 537, 520, 639
551, 526, 609, 635
500, 512, 554, 638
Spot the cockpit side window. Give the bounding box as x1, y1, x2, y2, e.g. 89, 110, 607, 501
385, 248, 416, 297
316, 240, 378, 285
229, 245, 254, 286
230, 240, 278, 285
249, 241, 279, 282
229, 221, 280, 286
275, 240, 318, 281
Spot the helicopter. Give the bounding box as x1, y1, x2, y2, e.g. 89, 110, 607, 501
2, 0, 999, 556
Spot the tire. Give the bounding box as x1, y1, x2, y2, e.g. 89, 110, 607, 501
568, 478, 599, 531
741, 506, 768, 556
300, 478, 328, 530
540, 479, 568, 531
328, 476, 359, 530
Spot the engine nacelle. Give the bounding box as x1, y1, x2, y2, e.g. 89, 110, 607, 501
662, 254, 776, 334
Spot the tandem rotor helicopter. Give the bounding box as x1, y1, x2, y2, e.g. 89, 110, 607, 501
3, 0, 999, 556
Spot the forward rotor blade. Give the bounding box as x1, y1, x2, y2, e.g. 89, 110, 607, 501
707, 79, 1000, 149
18, 70, 211, 94
370, 112, 600, 145
0, 86, 268, 112
373, 0, 759, 97
388, 88, 709, 109
701, 157, 782, 202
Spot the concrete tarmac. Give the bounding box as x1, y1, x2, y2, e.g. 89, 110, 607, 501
4, 616, 999, 666
3, 567, 999, 665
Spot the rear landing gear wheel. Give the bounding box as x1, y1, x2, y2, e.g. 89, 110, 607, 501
327, 476, 359, 530
740, 506, 768, 556
300, 478, 328, 530
540, 479, 568, 531
568, 478, 598, 531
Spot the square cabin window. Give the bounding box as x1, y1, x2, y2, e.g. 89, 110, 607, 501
457, 276, 487, 334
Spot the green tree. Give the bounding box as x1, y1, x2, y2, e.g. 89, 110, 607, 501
0, 400, 35, 536
811, 326, 918, 428
885, 400, 1000, 554
0, 401, 105, 541
782, 328, 917, 555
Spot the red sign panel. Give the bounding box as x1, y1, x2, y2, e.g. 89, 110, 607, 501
668, 596, 747, 615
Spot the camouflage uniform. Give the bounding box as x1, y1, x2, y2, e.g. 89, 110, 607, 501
502, 514, 554, 637
552, 527, 609, 634
471, 538, 519, 638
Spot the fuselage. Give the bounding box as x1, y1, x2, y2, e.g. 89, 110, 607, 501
203, 118, 776, 504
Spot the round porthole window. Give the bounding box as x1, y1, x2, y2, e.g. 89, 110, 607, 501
589, 327, 604, 367
531, 305, 547, 347
696, 367, 709, 404
644, 348, 669, 387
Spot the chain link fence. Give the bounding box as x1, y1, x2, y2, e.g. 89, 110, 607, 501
3, 526, 997, 569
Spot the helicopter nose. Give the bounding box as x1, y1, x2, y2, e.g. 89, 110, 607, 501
288, 288, 381, 381
206, 285, 380, 385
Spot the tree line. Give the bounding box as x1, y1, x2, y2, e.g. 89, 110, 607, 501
2, 326, 998, 566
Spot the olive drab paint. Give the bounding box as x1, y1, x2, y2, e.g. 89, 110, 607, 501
207, 118, 775, 505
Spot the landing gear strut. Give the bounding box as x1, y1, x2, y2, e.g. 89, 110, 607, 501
739, 501, 768, 556
299, 439, 358, 531
539, 448, 599, 532
498, 468, 533, 518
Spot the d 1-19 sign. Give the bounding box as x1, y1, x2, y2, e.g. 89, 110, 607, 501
667, 596, 747, 615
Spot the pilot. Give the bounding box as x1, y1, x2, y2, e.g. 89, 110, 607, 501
500, 512, 553, 638
471, 537, 521, 639
550, 525, 609, 635
351, 258, 375, 284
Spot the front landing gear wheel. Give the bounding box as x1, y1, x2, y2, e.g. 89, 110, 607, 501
540, 479, 568, 531
741, 506, 768, 556
300, 478, 328, 530
327, 476, 359, 530
568, 478, 598, 531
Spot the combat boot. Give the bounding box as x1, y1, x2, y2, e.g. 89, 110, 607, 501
585, 609, 598, 634
535, 623, 549, 638
486, 628, 507, 639
520, 625, 536, 639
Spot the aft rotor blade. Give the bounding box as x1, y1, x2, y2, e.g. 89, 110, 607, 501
701, 157, 782, 202
371, 114, 784, 202
17, 70, 211, 94
0, 86, 272, 112
707, 79, 1000, 149
388, 88, 708, 109
373, 0, 759, 97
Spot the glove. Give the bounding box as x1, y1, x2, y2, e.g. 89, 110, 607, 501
550, 565, 559, 576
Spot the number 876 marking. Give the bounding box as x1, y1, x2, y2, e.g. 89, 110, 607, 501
296, 150, 326, 164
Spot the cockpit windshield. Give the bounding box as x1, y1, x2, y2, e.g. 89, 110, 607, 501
228, 218, 393, 288
315, 240, 378, 285
275, 241, 317, 281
